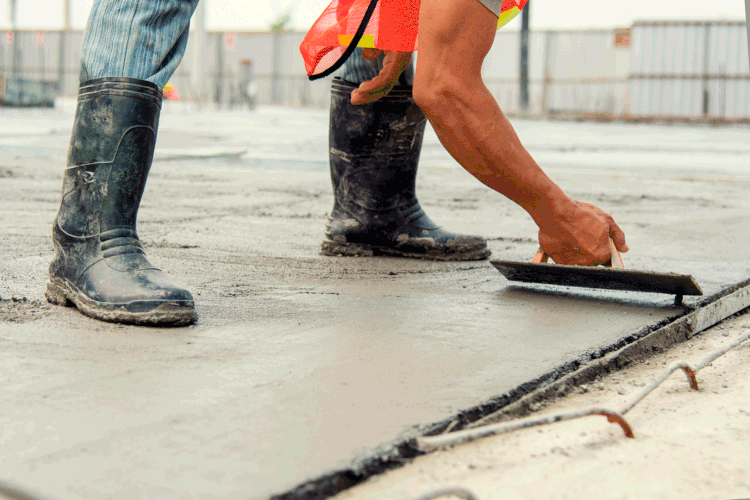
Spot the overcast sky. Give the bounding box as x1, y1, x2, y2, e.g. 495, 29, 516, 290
0, 0, 745, 32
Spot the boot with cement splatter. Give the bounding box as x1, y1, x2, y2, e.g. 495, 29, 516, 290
322, 78, 490, 261
46, 78, 197, 326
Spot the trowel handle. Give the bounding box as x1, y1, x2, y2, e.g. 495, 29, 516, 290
532, 238, 624, 268
532, 248, 549, 263
608, 238, 624, 268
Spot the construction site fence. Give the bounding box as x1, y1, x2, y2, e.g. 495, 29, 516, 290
1, 21, 748, 123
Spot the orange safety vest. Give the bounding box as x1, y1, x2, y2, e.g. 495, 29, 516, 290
300, 0, 527, 80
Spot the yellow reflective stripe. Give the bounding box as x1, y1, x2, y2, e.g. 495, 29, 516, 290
497, 6, 521, 29
338, 34, 376, 48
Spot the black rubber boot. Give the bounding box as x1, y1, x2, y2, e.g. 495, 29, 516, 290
322, 78, 490, 261
46, 77, 197, 326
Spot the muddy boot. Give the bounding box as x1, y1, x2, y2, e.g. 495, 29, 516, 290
322, 77, 490, 261
46, 77, 197, 326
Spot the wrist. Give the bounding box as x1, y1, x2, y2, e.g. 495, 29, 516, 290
529, 189, 578, 234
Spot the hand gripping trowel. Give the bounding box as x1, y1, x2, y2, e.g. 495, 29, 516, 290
491, 239, 702, 305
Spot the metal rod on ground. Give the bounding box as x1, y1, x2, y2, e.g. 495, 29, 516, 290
416, 329, 750, 451
418, 406, 633, 452
618, 361, 698, 414
414, 329, 750, 500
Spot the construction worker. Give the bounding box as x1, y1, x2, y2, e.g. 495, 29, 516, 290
344, 0, 629, 269
46, 0, 626, 327
44, 0, 488, 328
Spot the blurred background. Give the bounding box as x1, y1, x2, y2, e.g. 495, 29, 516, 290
0, 0, 748, 122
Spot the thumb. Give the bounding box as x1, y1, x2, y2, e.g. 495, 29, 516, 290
609, 221, 629, 252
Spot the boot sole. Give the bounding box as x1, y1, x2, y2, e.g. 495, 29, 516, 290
45, 279, 197, 327
321, 239, 491, 261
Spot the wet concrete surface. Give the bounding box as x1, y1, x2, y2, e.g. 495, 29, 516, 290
1, 102, 750, 499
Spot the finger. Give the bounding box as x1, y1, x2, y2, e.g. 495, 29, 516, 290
609, 220, 629, 252
350, 51, 411, 105
540, 230, 601, 266
550, 251, 597, 267
548, 244, 608, 267
361, 48, 383, 60
350, 76, 398, 105
577, 201, 629, 255
352, 53, 409, 103
538, 232, 577, 266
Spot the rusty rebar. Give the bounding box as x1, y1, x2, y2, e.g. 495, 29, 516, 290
418, 406, 633, 452
619, 361, 698, 414
417, 330, 750, 452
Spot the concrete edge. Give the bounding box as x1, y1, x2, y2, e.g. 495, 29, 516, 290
467, 279, 750, 428
269, 279, 750, 500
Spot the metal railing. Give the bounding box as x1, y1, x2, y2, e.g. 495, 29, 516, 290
1, 22, 748, 122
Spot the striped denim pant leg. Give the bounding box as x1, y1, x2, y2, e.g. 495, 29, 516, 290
338, 48, 415, 87
79, 0, 199, 88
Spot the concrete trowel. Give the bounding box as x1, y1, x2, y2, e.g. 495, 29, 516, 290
491, 239, 702, 305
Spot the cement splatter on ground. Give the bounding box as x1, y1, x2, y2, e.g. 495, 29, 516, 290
0, 297, 55, 323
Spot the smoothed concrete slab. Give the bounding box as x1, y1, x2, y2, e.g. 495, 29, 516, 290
1, 106, 749, 499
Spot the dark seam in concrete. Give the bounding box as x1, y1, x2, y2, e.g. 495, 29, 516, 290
269, 277, 750, 500
470, 281, 750, 428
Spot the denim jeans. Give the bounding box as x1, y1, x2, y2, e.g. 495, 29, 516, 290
79, 0, 199, 87
79, 0, 413, 89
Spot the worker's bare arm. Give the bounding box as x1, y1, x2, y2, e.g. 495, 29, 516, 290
411, 0, 627, 265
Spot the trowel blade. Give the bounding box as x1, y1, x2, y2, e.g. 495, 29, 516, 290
491, 260, 703, 296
